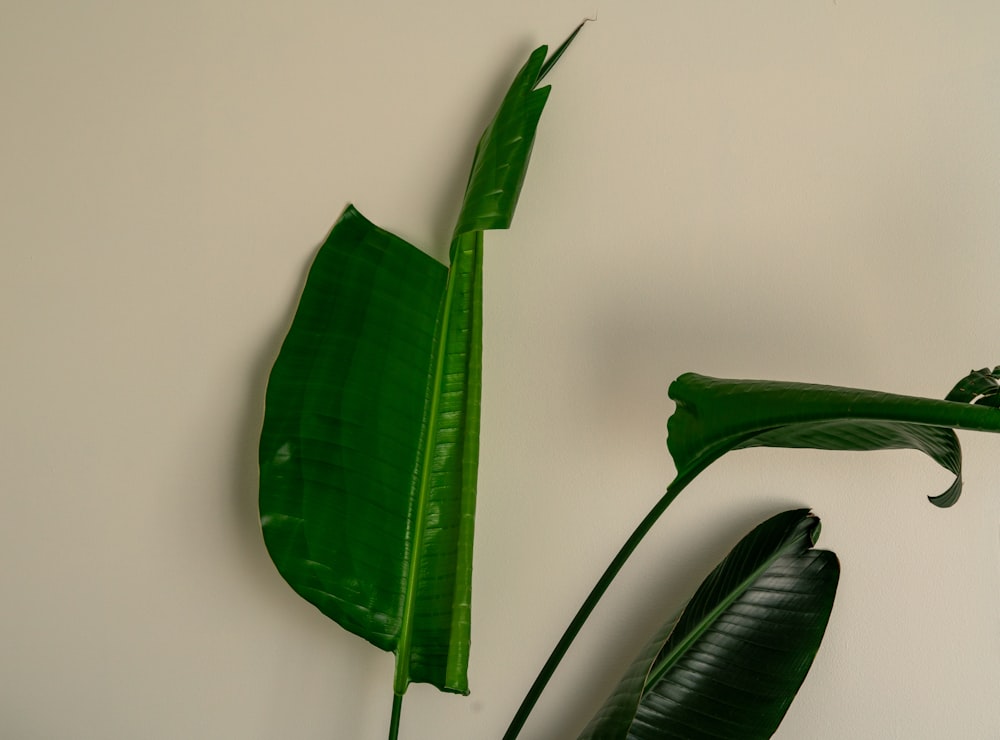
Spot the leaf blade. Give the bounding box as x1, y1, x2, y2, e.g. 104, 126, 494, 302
668, 373, 1000, 506
259, 205, 446, 653
579, 510, 840, 740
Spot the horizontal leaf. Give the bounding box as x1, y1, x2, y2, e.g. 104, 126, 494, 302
668, 373, 1000, 507
579, 510, 839, 740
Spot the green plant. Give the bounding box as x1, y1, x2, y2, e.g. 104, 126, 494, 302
576, 508, 839, 739
257, 26, 1000, 739
506, 368, 1000, 738
258, 22, 585, 739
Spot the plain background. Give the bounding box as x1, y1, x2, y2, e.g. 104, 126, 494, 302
4, 2, 1000, 738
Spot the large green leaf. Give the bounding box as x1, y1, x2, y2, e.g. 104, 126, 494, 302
579, 509, 839, 740
505, 368, 1000, 737
668, 372, 1000, 507
259, 30, 581, 697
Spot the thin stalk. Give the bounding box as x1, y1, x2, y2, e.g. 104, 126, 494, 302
388, 692, 403, 740
502, 463, 710, 739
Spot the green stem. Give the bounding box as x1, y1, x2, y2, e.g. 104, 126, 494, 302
502, 463, 709, 739
388, 692, 403, 740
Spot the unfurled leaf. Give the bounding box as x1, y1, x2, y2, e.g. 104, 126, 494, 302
259, 30, 581, 697
668, 373, 1000, 507
579, 509, 839, 740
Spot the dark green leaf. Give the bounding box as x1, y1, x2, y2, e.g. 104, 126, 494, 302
259, 34, 580, 696
579, 510, 839, 740
946, 366, 1000, 407
509, 369, 1000, 737
537, 18, 590, 83
668, 373, 1000, 507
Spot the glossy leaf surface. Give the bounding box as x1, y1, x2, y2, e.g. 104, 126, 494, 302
668, 373, 1000, 507
259, 34, 578, 696
507, 367, 1000, 736
946, 366, 1000, 407
580, 509, 839, 740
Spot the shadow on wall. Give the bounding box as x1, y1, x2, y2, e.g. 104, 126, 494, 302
228, 245, 316, 595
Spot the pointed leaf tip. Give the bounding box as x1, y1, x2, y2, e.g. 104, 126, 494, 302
537, 18, 590, 83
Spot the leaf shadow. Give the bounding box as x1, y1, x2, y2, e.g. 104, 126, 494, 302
228, 246, 314, 594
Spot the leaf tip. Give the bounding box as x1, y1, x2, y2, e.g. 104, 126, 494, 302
536, 18, 591, 83
928, 478, 962, 508
807, 512, 822, 545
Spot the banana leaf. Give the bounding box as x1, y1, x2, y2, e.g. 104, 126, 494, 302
505, 368, 1000, 737
668, 371, 1000, 507
579, 509, 839, 740
258, 26, 582, 697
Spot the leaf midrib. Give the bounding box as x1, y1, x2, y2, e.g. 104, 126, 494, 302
393, 234, 466, 695
641, 534, 803, 698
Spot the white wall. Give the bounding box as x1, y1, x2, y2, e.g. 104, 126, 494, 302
4, 2, 1000, 738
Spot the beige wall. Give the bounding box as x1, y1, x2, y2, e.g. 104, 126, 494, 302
4, 2, 1000, 738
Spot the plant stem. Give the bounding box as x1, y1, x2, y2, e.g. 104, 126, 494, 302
388, 692, 403, 740
502, 464, 709, 739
